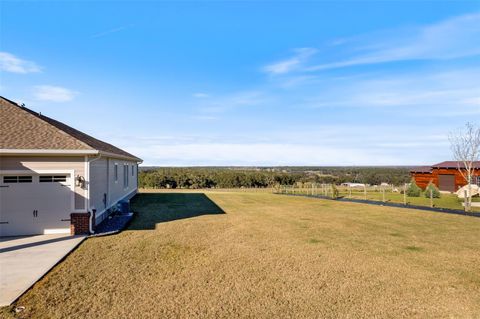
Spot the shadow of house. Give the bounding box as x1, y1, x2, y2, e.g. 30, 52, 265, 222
0, 235, 81, 254
128, 193, 226, 230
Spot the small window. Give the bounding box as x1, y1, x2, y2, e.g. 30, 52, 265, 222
131, 165, 134, 177
40, 175, 67, 183
19, 176, 33, 183
114, 164, 118, 182
123, 164, 129, 188
53, 175, 67, 182
3, 176, 32, 183
476, 176, 480, 186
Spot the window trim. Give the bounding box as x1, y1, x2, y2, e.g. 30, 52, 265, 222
114, 163, 118, 183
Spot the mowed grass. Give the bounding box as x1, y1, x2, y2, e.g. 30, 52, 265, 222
2, 191, 480, 318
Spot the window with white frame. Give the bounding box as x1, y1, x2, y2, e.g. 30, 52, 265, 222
123, 164, 129, 188
114, 164, 118, 182
476, 175, 480, 186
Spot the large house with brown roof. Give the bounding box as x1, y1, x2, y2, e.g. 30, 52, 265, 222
0, 96, 142, 236
411, 161, 480, 192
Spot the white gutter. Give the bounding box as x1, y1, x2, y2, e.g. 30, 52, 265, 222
86, 154, 102, 234
98, 150, 143, 163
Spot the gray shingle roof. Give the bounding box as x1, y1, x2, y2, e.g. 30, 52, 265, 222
432, 161, 480, 169
0, 96, 141, 161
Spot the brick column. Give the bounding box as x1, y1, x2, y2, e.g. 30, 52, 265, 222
70, 212, 91, 235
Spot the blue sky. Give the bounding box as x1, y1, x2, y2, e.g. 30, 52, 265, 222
1, 1, 479, 166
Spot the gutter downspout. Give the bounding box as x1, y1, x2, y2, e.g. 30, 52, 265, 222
86, 154, 102, 234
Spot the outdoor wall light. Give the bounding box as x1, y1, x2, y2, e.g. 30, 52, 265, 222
75, 175, 86, 188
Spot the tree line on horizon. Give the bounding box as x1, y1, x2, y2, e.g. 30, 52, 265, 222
138, 167, 412, 189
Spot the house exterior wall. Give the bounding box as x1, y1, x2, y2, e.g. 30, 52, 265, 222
88, 156, 138, 224
412, 168, 480, 191
0, 155, 86, 210
411, 172, 433, 189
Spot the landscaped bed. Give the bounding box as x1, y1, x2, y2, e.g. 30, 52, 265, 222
2, 190, 480, 318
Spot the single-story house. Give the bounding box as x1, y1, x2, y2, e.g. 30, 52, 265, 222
0, 96, 142, 236
411, 161, 480, 192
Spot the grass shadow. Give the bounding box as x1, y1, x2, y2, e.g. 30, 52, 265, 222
128, 193, 226, 230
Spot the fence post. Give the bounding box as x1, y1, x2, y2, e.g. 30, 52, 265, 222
430, 189, 433, 208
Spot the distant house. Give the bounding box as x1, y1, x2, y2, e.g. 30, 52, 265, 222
0, 97, 142, 236
341, 183, 366, 188
411, 161, 480, 192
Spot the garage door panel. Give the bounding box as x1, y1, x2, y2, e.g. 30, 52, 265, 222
0, 174, 72, 236
438, 174, 456, 192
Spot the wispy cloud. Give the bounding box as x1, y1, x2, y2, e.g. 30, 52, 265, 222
262, 13, 480, 74
198, 90, 269, 114
91, 24, 133, 38
303, 68, 480, 115
262, 48, 316, 75
0, 52, 42, 74
119, 125, 448, 166
192, 115, 218, 121
193, 92, 210, 98
307, 12, 480, 71
33, 85, 78, 102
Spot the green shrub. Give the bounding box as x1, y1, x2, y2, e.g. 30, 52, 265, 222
331, 184, 339, 199
424, 182, 441, 198
406, 179, 422, 197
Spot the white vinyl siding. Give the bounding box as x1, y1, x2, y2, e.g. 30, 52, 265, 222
88, 158, 138, 224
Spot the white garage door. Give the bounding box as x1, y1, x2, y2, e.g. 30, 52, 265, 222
0, 174, 72, 236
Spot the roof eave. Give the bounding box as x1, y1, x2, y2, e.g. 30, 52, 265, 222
0, 149, 99, 156
97, 150, 143, 163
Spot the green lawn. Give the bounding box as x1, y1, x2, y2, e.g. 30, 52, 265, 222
2, 190, 480, 318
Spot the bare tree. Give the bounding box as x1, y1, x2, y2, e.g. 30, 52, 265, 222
449, 123, 480, 211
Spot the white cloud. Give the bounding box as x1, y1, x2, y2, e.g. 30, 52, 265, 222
193, 92, 210, 98
192, 115, 218, 121
114, 124, 450, 166
198, 90, 269, 114
262, 48, 317, 75
33, 85, 78, 102
0, 52, 42, 74
307, 12, 480, 71
304, 68, 480, 115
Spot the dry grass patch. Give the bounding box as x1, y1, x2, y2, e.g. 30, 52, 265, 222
2, 191, 480, 318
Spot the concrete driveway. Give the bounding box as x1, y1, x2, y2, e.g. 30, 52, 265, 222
0, 234, 86, 306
